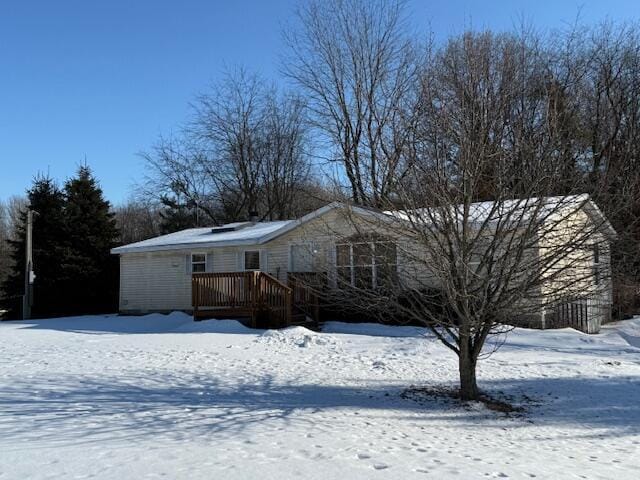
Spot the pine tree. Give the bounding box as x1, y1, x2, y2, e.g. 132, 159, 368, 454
62, 165, 120, 315
1, 176, 68, 318
159, 195, 199, 234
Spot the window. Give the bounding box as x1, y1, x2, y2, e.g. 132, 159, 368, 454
468, 236, 492, 273
336, 243, 352, 285
335, 237, 397, 289
291, 243, 318, 272
191, 253, 206, 273
593, 244, 601, 286
244, 250, 261, 271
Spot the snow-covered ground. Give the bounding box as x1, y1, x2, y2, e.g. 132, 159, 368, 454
1, 313, 639, 479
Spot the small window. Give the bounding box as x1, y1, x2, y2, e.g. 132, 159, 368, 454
244, 250, 261, 271
191, 253, 206, 273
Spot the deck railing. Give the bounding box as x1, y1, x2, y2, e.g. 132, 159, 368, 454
192, 271, 292, 327
547, 294, 608, 334
288, 272, 325, 323
257, 272, 292, 327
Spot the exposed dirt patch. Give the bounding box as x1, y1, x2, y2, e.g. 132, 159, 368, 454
401, 385, 528, 416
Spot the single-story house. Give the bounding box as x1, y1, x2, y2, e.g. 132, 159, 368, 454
111, 196, 615, 333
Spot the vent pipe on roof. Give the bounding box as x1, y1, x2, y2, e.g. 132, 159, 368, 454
248, 210, 259, 223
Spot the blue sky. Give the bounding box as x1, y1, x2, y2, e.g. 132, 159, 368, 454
1, 0, 638, 204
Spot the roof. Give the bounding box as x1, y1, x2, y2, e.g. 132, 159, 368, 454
386, 194, 617, 238
387, 195, 584, 221
111, 202, 390, 255
112, 195, 616, 255
111, 220, 295, 254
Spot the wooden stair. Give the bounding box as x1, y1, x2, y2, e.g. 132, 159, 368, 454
192, 271, 324, 329
289, 305, 322, 329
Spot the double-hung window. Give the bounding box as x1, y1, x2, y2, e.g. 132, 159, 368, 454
335, 237, 397, 289
244, 250, 261, 271
191, 253, 207, 273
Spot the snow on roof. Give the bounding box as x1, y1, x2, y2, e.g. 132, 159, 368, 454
111, 196, 615, 255
111, 202, 354, 255
111, 220, 295, 254
387, 194, 590, 224
386, 194, 616, 238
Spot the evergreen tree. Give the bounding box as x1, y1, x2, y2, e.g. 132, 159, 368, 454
159, 195, 200, 234
62, 165, 120, 314
1, 176, 68, 318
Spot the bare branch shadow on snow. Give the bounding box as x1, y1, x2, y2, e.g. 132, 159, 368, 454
1, 372, 639, 448
408, 375, 640, 435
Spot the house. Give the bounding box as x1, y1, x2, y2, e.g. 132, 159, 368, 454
111, 197, 615, 333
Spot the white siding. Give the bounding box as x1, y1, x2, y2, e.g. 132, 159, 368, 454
119, 248, 237, 313
118, 208, 439, 313
117, 205, 612, 326
119, 252, 192, 313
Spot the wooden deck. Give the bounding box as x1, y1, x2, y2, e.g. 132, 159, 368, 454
192, 271, 323, 328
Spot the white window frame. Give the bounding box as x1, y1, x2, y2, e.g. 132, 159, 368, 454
243, 250, 261, 271
334, 240, 397, 289
191, 253, 207, 273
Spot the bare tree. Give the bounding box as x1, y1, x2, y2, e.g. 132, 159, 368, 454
0, 201, 11, 303
5, 196, 27, 236
113, 199, 162, 245
295, 30, 616, 401
0, 196, 27, 310
190, 68, 268, 220
141, 68, 322, 227
572, 23, 640, 317
284, 0, 422, 207
260, 93, 313, 220
139, 134, 219, 225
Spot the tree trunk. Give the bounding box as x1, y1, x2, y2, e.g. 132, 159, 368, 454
458, 343, 479, 401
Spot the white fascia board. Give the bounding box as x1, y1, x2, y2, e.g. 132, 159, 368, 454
110, 237, 263, 255
583, 200, 617, 240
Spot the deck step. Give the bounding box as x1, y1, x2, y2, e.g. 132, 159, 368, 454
289, 313, 322, 331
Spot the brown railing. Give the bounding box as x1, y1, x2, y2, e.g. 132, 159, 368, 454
257, 272, 292, 328
192, 271, 292, 327
192, 271, 254, 309
288, 272, 325, 323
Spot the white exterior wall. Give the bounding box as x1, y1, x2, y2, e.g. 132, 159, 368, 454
119, 252, 192, 313
117, 205, 612, 326
117, 208, 436, 313
119, 245, 292, 314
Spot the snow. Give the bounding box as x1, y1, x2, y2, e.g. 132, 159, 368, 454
1, 313, 639, 479
111, 220, 294, 254
385, 194, 614, 232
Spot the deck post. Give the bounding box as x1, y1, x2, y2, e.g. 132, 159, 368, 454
250, 271, 258, 328
286, 289, 292, 327
191, 271, 292, 327
192, 276, 200, 320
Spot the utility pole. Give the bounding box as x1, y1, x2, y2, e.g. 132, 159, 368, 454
23, 210, 36, 320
